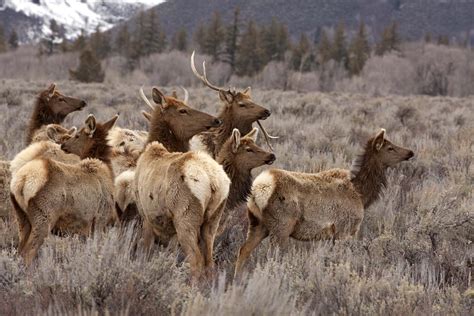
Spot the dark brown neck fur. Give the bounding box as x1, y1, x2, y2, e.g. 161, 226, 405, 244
147, 112, 189, 152
350, 140, 387, 209
83, 125, 114, 177
212, 107, 253, 157
26, 95, 66, 144
217, 148, 253, 211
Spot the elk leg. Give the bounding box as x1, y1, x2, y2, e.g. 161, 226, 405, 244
201, 201, 226, 270
10, 193, 31, 253
174, 216, 204, 279
234, 211, 269, 277
268, 216, 296, 249
141, 219, 155, 253
21, 205, 48, 266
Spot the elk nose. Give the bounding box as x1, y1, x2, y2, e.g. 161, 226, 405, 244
80, 100, 87, 108
213, 118, 222, 126
407, 151, 415, 160
262, 109, 271, 119
266, 153, 276, 165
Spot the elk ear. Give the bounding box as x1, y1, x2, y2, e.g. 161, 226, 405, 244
46, 125, 59, 142
219, 90, 233, 104
171, 90, 178, 98
231, 128, 241, 153
372, 128, 386, 151
85, 114, 97, 137
243, 86, 251, 97
152, 87, 168, 109
67, 126, 77, 135
142, 111, 152, 122
102, 115, 119, 132
244, 127, 259, 142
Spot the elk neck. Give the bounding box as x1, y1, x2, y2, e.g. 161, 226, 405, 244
350, 141, 387, 209
213, 108, 253, 156
146, 112, 189, 153
26, 96, 65, 144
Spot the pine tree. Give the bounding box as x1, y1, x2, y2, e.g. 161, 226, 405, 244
262, 18, 289, 63
204, 11, 225, 61
318, 28, 332, 64
194, 24, 207, 53
332, 22, 348, 67
223, 7, 241, 73
144, 10, 166, 55
0, 25, 6, 53
69, 49, 105, 83
115, 24, 131, 56
437, 35, 449, 46
41, 19, 61, 55
424, 33, 432, 43
8, 29, 19, 50
376, 22, 400, 55
71, 29, 87, 51
291, 33, 312, 72
348, 21, 370, 76
236, 20, 264, 76
90, 26, 110, 59
171, 28, 187, 52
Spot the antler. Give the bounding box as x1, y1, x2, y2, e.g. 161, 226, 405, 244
180, 86, 189, 103
257, 120, 279, 152
191, 51, 228, 92
139, 86, 156, 111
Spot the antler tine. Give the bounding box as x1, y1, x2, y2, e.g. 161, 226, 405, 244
257, 120, 279, 152
139, 86, 156, 111
191, 51, 226, 92
180, 86, 189, 103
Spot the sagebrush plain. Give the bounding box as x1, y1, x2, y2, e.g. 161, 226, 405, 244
0, 79, 472, 315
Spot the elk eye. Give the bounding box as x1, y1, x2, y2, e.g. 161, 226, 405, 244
179, 109, 188, 114
388, 147, 394, 151
239, 102, 246, 107
246, 147, 253, 152
58, 97, 65, 102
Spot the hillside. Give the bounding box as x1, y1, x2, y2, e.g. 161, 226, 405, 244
124, 0, 474, 42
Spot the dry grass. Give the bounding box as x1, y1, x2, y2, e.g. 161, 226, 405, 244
0, 79, 473, 315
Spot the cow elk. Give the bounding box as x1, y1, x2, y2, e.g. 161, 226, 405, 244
216, 128, 275, 234
134, 87, 230, 278
234, 129, 414, 276
190, 51, 277, 157
10, 114, 118, 265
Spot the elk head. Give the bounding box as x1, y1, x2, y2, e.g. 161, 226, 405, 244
221, 128, 276, 171
191, 52, 277, 149
45, 124, 77, 144
141, 87, 222, 142
40, 83, 87, 119
371, 129, 414, 168
61, 114, 118, 160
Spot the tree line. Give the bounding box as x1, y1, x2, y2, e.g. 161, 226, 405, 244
0, 7, 466, 83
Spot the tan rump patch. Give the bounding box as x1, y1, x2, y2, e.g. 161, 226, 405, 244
10, 159, 49, 209
250, 170, 275, 213
115, 170, 136, 211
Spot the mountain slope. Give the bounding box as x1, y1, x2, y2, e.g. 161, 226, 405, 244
124, 0, 474, 43
0, 0, 164, 43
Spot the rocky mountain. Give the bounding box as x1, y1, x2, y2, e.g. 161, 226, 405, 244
0, 0, 164, 43
123, 0, 474, 43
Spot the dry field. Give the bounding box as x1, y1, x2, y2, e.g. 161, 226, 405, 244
0, 79, 473, 315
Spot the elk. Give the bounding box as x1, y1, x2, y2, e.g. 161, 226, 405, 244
0, 84, 85, 219
26, 83, 86, 145
134, 87, 230, 278
114, 88, 204, 222
190, 51, 277, 157
10, 114, 118, 265
215, 128, 275, 234
234, 129, 414, 275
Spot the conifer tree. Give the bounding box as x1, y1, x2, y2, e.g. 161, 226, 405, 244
262, 18, 289, 63
291, 33, 312, 72
69, 49, 105, 83
71, 29, 87, 51
318, 28, 332, 64
348, 21, 370, 76
115, 24, 131, 56
376, 22, 400, 55
171, 28, 188, 52
236, 20, 264, 76
194, 24, 207, 53
8, 29, 19, 50
144, 10, 166, 55
332, 22, 348, 67
0, 25, 7, 53
204, 11, 225, 61
41, 19, 61, 55
223, 7, 240, 73
90, 26, 111, 59
437, 35, 449, 46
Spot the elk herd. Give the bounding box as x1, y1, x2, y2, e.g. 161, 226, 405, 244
0, 52, 414, 280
